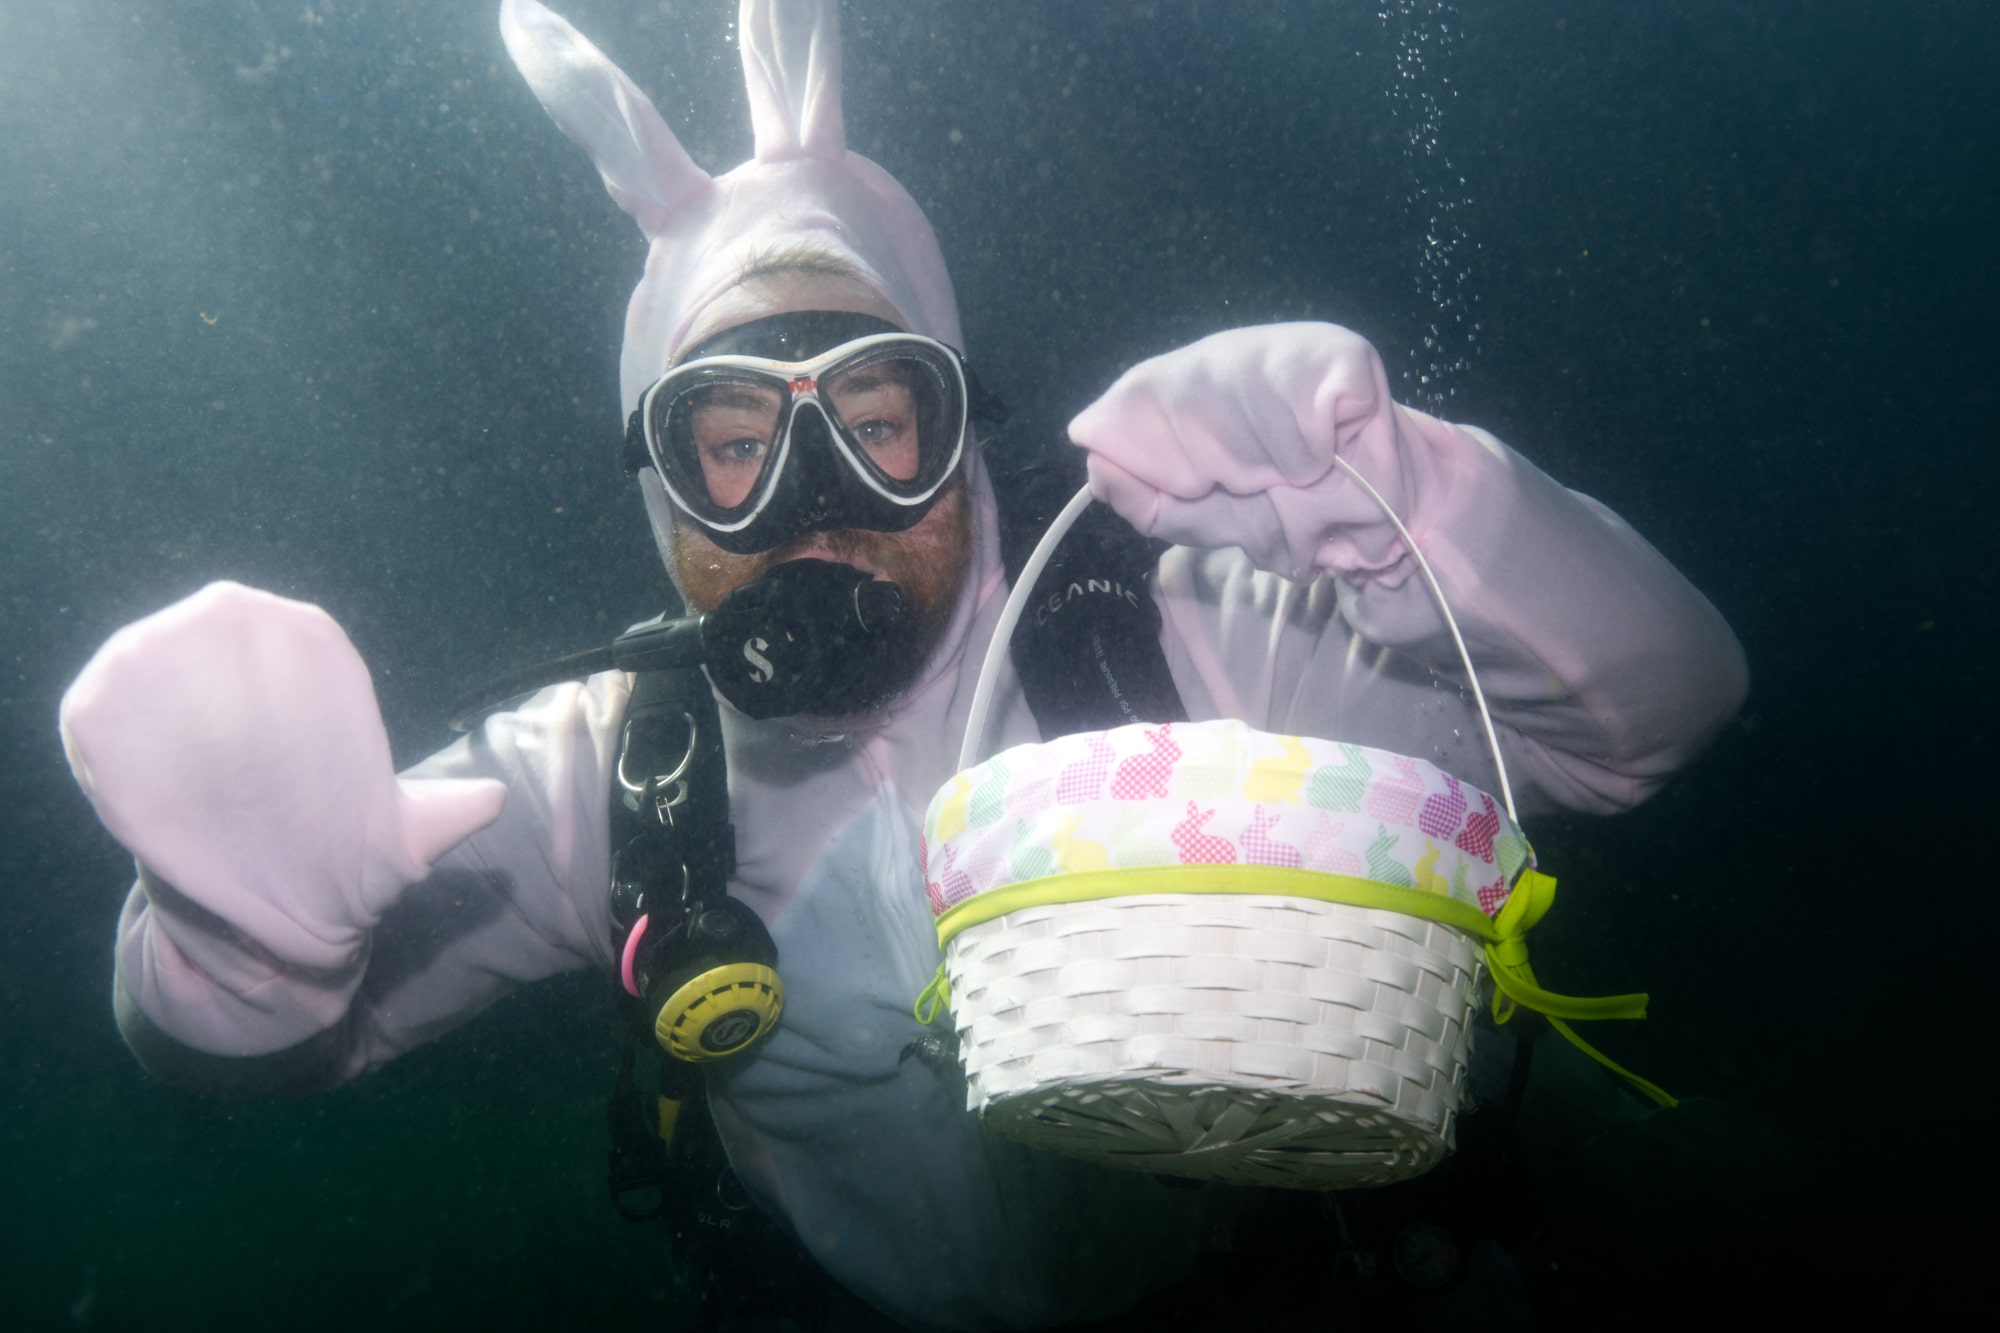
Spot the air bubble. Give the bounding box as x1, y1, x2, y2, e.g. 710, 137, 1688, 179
1382, 1, 1479, 413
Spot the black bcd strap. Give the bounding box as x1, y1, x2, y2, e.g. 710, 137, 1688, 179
603, 661, 735, 1224
985, 441, 1189, 735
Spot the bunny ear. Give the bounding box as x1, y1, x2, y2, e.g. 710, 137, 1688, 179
739, 0, 845, 161
500, 0, 710, 234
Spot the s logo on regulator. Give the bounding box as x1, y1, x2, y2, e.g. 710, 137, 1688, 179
742, 636, 774, 684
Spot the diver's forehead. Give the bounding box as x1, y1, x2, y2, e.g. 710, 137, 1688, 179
677, 272, 907, 367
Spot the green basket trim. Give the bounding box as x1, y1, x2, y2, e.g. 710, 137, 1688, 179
932, 864, 1498, 947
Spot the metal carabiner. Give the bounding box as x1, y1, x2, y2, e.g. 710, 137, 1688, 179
617, 709, 701, 825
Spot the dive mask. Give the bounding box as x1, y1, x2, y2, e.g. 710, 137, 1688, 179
625, 311, 1002, 554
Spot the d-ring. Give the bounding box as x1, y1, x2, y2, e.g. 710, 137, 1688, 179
617, 710, 700, 795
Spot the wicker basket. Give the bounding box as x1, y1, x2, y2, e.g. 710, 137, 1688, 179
921, 719, 1527, 1189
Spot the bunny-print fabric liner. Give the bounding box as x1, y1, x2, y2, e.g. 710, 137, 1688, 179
922, 719, 1530, 922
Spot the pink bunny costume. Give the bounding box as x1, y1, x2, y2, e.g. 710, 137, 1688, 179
63, 2, 1748, 1328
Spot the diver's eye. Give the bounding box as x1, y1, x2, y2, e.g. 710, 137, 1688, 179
696, 430, 772, 508
846, 415, 919, 481
678, 379, 784, 508
850, 418, 897, 446
692, 432, 774, 508
829, 371, 921, 481
710, 436, 769, 464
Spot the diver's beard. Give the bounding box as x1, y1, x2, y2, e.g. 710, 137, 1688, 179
671, 478, 972, 713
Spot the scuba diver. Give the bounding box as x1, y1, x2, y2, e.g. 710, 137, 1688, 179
59, 2, 1747, 1329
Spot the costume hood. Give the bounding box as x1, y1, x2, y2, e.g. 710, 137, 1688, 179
499, 0, 966, 419
502, 0, 1003, 715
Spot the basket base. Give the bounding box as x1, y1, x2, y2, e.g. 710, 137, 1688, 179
982, 1077, 1452, 1189
950, 894, 1487, 1189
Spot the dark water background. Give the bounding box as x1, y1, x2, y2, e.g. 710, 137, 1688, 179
2, 0, 1990, 1327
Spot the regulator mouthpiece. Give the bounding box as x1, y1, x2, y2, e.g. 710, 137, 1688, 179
701, 559, 913, 719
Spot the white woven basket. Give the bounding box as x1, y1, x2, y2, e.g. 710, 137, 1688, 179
946, 892, 1485, 1189
922, 720, 1527, 1190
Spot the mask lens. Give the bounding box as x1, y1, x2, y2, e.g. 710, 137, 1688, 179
822, 348, 959, 493
641, 333, 971, 547
655, 372, 787, 515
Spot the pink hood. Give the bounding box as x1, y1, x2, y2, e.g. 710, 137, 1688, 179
499, 0, 967, 417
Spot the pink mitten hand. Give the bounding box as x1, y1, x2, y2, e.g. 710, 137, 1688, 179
1067, 323, 1426, 582
60, 582, 507, 972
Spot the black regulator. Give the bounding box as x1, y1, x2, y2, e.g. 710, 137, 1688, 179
607, 556, 914, 1054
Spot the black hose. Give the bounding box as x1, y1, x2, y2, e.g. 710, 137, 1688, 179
447, 643, 617, 732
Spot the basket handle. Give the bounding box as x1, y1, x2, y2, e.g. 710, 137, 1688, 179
958, 484, 1097, 773
957, 466, 1518, 828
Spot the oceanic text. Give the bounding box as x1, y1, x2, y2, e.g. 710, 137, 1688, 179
1033, 578, 1142, 628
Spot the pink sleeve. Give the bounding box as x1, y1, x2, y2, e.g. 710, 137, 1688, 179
1154, 412, 1747, 817
114, 674, 629, 1081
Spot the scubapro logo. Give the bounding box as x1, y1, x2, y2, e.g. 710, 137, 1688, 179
702, 1008, 763, 1053
742, 636, 774, 684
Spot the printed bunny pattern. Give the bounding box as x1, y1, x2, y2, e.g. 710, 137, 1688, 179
923, 720, 1526, 921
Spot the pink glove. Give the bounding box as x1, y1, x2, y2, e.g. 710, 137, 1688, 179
1068, 323, 1449, 585
61, 582, 508, 977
